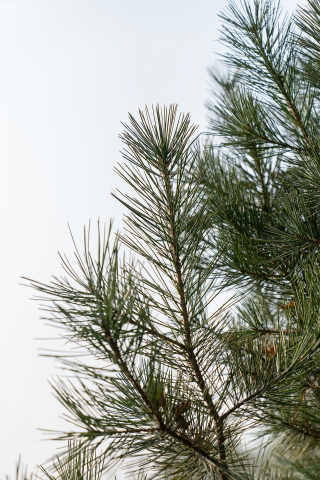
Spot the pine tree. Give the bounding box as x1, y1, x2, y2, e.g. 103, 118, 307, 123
24, 0, 320, 478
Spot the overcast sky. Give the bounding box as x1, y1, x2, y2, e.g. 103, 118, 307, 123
0, 0, 298, 477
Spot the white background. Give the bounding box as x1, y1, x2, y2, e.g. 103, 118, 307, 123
0, 0, 298, 477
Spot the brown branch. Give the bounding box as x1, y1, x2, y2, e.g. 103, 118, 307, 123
293, 233, 320, 246
101, 320, 156, 414
220, 364, 295, 422
242, 125, 303, 152
89, 427, 163, 436
268, 415, 320, 441
161, 158, 229, 480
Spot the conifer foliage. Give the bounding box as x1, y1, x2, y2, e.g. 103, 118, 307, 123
25, 0, 320, 478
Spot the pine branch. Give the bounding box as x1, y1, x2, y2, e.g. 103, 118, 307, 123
99, 314, 226, 472
160, 155, 229, 478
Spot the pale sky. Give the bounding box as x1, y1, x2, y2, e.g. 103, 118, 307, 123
0, 0, 298, 477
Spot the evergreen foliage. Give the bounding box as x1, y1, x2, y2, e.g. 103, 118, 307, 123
20, 0, 320, 478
